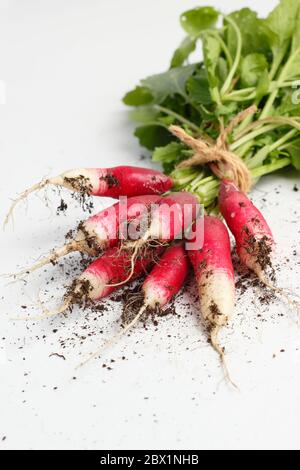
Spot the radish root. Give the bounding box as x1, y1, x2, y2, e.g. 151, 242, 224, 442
105, 232, 153, 288
106, 235, 166, 288
11, 297, 72, 321
106, 241, 143, 287
4, 179, 49, 229
5, 241, 80, 280
76, 304, 147, 369
258, 274, 300, 319
210, 326, 239, 390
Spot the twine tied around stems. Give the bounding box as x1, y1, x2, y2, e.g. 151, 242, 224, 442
169, 105, 257, 193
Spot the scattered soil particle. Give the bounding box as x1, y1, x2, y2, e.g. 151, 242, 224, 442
49, 353, 66, 361
65, 228, 75, 241
56, 198, 68, 215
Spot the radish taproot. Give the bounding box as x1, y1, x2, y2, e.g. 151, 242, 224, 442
188, 215, 235, 383
11, 194, 161, 278
4, 166, 173, 227
219, 179, 274, 284
109, 191, 200, 286
78, 243, 189, 368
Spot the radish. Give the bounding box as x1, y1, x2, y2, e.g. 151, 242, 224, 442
188, 215, 235, 383
4, 166, 173, 227
110, 191, 200, 286
218, 179, 300, 315
139, 242, 188, 313
78, 243, 189, 368
145, 191, 200, 242
219, 179, 274, 284
28, 244, 164, 320
10, 194, 161, 278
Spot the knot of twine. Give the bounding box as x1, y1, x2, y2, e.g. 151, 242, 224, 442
169, 105, 257, 193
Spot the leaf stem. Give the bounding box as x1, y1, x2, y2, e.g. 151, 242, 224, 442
230, 124, 277, 151
154, 105, 201, 134
220, 16, 242, 96
210, 31, 233, 68
250, 158, 291, 178
261, 46, 300, 119
224, 80, 297, 101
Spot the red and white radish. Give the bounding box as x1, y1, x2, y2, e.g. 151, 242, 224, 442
188, 215, 235, 380
219, 179, 300, 315
110, 191, 199, 286
140, 242, 189, 310
219, 179, 274, 283
79, 243, 189, 367
4, 166, 173, 227
12, 194, 161, 277
33, 244, 164, 320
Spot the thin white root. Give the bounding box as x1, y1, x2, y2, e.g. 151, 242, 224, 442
76, 304, 147, 369
11, 297, 72, 321
105, 239, 145, 288
258, 274, 300, 319
210, 326, 239, 390
3, 179, 49, 229
4, 241, 79, 280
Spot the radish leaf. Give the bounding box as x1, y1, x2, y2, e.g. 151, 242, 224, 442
180, 6, 219, 37
170, 37, 196, 68
141, 64, 196, 103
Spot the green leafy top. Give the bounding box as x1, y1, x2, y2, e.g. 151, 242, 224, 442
180, 6, 219, 36
123, 0, 300, 209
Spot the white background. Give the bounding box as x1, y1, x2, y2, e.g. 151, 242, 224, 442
0, 0, 300, 450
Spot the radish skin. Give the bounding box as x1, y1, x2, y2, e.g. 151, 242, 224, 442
4, 166, 172, 227
11, 195, 161, 277
146, 191, 199, 242
188, 216, 235, 381
55, 166, 173, 197
110, 191, 199, 287
219, 179, 274, 282
141, 242, 189, 308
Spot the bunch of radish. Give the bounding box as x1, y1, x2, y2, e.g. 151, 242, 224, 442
6, 165, 285, 383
